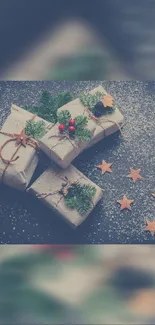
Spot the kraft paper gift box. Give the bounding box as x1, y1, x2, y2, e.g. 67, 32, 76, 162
0, 104, 52, 191
58, 85, 124, 148
27, 164, 103, 227
39, 113, 96, 169
39, 85, 124, 168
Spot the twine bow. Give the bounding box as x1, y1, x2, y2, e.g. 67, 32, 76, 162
36, 176, 79, 207
0, 114, 38, 182
48, 132, 77, 151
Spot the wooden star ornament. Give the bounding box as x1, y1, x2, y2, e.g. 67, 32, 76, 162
101, 94, 114, 108
15, 129, 28, 147
127, 168, 143, 183
117, 195, 134, 211
152, 193, 155, 198
144, 219, 155, 236
97, 160, 112, 175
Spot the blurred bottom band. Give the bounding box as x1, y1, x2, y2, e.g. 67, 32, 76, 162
0, 245, 155, 325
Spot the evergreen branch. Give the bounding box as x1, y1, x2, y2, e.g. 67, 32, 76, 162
75, 115, 88, 129
57, 110, 71, 126
54, 91, 73, 107
77, 200, 93, 215
80, 91, 105, 111
75, 128, 92, 142
78, 184, 96, 199
24, 91, 73, 124
64, 183, 96, 215
24, 105, 39, 115
40, 90, 50, 109
25, 120, 46, 140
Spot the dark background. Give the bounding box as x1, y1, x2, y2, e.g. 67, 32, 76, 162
0, 81, 155, 244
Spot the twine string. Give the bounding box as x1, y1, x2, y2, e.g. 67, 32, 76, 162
36, 174, 95, 212
48, 132, 76, 150
84, 106, 124, 137
0, 114, 38, 182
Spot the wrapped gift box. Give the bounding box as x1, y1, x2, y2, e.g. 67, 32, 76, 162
27, 164, 103, 227
58, 85, 124, 148
39, 113, 96, 169
39, 85, 124, 168
0, 105, 52, 191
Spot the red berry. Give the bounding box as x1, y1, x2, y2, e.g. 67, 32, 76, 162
69, 119, 75, 126
54, 250, 76, 260
68, 126, 76, 132
58, 124, 65, 132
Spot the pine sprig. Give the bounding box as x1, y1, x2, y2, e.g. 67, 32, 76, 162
25, 120, 46, 140
74, 115, 92, 142
64, 183, 96, 215
75, 116, 88, 129
75, 128, 92, 142
80, 91, 105, 111
79, 91, 115, 117
24, 91, 73, 124
57, 110, 71, 126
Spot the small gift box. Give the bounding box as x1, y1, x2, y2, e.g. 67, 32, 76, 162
58, 85, 124, 149
39, 109, 96, 168
40, 86, 124, 168
27, 164, 103, 227
0, 104, 52, 191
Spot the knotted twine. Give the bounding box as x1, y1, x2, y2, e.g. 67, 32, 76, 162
0, 114, 38, 183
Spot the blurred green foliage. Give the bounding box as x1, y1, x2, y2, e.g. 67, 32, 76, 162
48, 50, 106, 80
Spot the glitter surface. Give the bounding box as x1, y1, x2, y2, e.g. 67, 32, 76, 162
0, 81, 155, 244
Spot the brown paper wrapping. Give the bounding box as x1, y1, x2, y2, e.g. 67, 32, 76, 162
27, 164, 103, 227
58, 85, 124, 148
0, 105, 52, 191
39, 115, 96, 169
40, 86, 124, 168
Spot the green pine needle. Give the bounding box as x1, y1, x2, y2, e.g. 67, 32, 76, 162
64, 183, 96, 215
75, 128, 92, 142
74, 115, 92, 141
80, 91, 115, 115
24, 91, 73, 124
75, 115, 88, 129
79, 91, 105, 110
25, 120, 46, 140
57, 110, 71, 126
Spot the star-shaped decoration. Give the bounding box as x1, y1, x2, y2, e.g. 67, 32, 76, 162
144, 219, 155, 236
127, 168, 143, 183
15, 129, 28, 147
117, 195, 134, 211
101, 94, 114, 108
97, 160, 112, 175
152, 193, 155, 198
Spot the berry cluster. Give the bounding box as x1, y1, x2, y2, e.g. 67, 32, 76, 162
58, 119, 76, 134
57, 110, 92, 142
